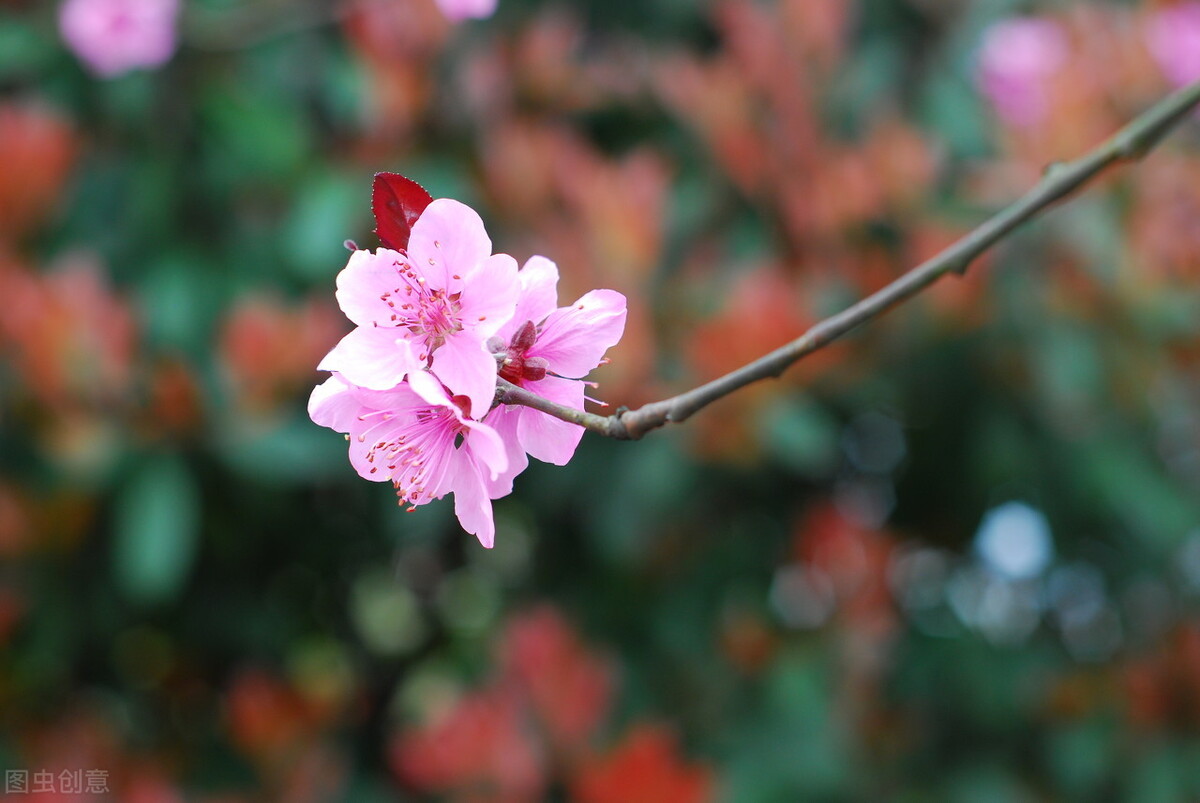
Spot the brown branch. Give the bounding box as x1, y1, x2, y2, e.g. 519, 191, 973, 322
496, 378, 623, 436
500, 79, 1200, 440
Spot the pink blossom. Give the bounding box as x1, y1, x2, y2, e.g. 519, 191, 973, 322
58, 0, 180, 78
484, 256, 626, 492
311, 179, 630, 545
976, 18, 1069, 127
1146, 3, 1200, 88
309, 370, 508, 547
318, 199, 519, 418
434, 0, 497, 23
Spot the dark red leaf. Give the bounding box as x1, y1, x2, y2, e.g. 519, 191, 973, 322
372, 173, 433, 251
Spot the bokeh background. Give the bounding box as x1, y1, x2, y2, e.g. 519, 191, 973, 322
3, 0, 1200, 800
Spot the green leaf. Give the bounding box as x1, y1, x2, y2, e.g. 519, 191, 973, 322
757, 394, 839, 477
112, 454, 201, 605
283, 171, 369, 280
921, 72, 989, 159
1080, 441, 1199, 548
199, 82, 311, 185
0, 15, 54, 77
136, 253, 217, 354
1046, 720, 1115, 799
218, 416, 350, 485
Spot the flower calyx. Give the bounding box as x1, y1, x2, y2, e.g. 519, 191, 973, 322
490, 320, 549, 384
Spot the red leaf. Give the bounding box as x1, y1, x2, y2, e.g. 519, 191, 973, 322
571, 725, 715, 803
371, 173, 433, 251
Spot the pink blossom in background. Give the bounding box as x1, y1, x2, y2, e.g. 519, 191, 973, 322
58, 0, 180, 78
976, 17, 1069, 127
1146, 3, 1200, 88
434, 0, 497, 23
484, 256, 626, 494
318, 199, 519, 419
309, 370, 508, 547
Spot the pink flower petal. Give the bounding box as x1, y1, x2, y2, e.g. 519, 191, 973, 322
481, 404, 530, 498
400, 369, 445, 406
516, 376, 586, 465
348, 417, 407, 482
406, 432, 458, 503
318, 325, 417, 390
405, 370, 506, 478
408, 199, 492, 288
532, 289, 627, 378
350, 380, 425, 412
463, 417, 509, 480
447, 451, 497, 548
460, 253, 520, 339
308, 375, 364, 431
429, 332, 498, 419
346, 379, 463, 499
497, 256, 560, 343
334, 248, 408, 328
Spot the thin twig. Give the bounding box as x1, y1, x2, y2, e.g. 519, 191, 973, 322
501, 79, 1200, 441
